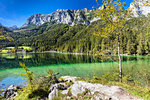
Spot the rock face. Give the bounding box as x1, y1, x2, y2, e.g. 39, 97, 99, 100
48, 76, 143, 100
22, 8, 93, 28
22, 1, 150, 28
129, 0, 150, 17
48, 84, 59, 100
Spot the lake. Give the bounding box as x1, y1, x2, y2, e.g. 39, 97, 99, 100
0, 53, 149, 89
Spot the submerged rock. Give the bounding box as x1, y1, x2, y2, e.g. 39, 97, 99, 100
4, 85, 20, 99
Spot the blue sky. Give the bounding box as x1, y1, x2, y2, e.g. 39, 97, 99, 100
0, 0, 133, 27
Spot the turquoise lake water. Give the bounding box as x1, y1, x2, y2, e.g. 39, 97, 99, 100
0, 53, 149, 89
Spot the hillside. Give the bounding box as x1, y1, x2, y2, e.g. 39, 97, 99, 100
0, 25, 14, 48
3, 15, 148, 55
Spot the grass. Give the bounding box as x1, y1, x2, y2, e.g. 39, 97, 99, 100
105, 82, 150, 100
0, 46, 33, 53
18, 46, 32, 50
5, 46, 32, 50
5, 47, 15, 49
82, 73, 150, 100
0, 50, 9, 53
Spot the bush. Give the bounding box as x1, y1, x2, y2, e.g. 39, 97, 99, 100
15, 62, 57, 100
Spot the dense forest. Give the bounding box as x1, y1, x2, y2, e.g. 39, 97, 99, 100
1, 15, 150, 55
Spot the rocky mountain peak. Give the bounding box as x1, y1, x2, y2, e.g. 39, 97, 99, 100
129, 0, 150, 17
21, 0, 150, 28
21, 8, 93, 28
8, 25, 18, 30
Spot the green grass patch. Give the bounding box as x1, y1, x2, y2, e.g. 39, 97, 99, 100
105, 82, 150, 100
0, 50, 9, 53
18, 46, 32, 50
5, 47, 15, 49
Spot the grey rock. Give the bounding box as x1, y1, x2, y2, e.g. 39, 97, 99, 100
8, 25, 18, 30
48, 84, 59, 100
21, 8, 94, 28
129, 0, 150, 17
60, 77, 143, 100
48, 82, 69, 100
4, 85, 20, 99
48, 76, 143, 100
59, 76, 78, 83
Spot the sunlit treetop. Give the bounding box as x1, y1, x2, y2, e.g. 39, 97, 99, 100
94, 0, 132, 38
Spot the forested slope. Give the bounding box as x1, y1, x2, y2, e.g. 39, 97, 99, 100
4, 15, 150, 55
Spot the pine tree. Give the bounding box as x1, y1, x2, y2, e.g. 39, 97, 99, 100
137, 33, 145, 55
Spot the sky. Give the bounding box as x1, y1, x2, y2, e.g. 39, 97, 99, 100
0, 0, 133, 27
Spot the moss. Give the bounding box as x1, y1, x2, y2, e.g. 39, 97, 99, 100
52, 96, 61, 100
65, 81, 74, 86
67, 87, 72, 96
57, 90, 65, 97
94, 91, 99, 95
77, 88, 91, 99
53, 91, 68, 100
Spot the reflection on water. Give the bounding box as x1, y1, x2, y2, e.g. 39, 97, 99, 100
0, 53, 149, 89
0, 53, 32, 59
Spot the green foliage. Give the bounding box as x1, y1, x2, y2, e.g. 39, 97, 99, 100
19, 62, 34, 87
94, 0, 130, 37
65, 81, 74, 86
54, 88, 93, 100
106, 82, 150, 100
67, 87, 72, 96
90, 72, 119, 84
0, 25, 14, 49
2, 13, 149, 55
16, 62, 56, 100
81, 71, 150, 99
0, 89, 4, 100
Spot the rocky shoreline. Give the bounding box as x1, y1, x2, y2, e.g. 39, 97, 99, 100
1, 76, 143, 100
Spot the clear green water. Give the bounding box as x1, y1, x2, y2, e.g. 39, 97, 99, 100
0, 53, 149, 89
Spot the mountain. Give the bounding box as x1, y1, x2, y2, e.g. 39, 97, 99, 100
8, 25, 18, 30
21, 8, 94, 28
22, 0, 150, 28
129, 0, 150, 17
0, 24, 11, 32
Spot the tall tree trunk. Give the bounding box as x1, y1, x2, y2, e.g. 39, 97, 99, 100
117, 35, 122, 82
